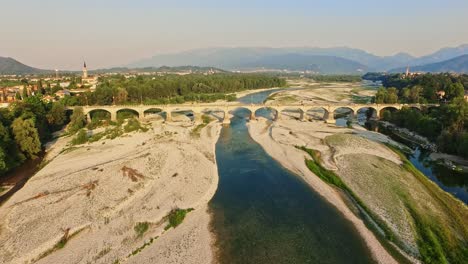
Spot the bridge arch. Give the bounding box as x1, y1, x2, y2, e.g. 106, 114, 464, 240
278, 107, 307, 121
356, 106, 378, 121
229, 107, 254, 121
169, 108, 196, 122
116, 108, 140, 120
306, 107, 329, 121
254, 107, 279, 121
379, 106, 399, 118
88, 109, 112, 121
333, 107, 355, 119
144, 108, 164, 120
202, 108, 226, 122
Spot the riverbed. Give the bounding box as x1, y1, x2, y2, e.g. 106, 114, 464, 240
209, 90, 376, 263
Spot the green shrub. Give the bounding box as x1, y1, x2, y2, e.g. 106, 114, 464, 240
124, 118, 146, 133
165, 208, 194, 230
134, 222, 149, 237
71, 129, 88, 145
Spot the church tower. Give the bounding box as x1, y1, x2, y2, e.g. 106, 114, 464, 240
83, 61, 88, 79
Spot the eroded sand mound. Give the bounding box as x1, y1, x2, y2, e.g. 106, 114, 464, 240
0, 120, 221, 264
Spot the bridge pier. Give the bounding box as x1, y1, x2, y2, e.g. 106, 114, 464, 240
110, 111, 117, 122
194, 111, 203, 123
165, 111, 172, 122
86, 113, 92, 123
299, 110, 307, 122
222, 112, 231, 124
274, 111, 281, 121
249, 111, 256, 121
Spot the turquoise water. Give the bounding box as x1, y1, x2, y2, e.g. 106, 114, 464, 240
209, 90, 376, 264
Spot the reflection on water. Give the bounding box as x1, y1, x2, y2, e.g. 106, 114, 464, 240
210, 90, 375, 264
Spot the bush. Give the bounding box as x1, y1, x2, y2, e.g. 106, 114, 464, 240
71, 129, 88, 145
134, 222, 149, 237
165, 208, 194, 230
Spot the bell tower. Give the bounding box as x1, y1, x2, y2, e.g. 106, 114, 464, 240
83, 61, 88, 79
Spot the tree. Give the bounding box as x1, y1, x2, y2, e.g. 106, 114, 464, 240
115, 87, 128, 105
375, 88, 387, 104
11, 117, 41, 159
22, 86, 28, 100
46, 102, 66, 127
386, 87, 398, 103
409, 86, 423, 103
445, 82, 464, 101
68, 107, 86, 134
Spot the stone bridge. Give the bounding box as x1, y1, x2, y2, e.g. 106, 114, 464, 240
66, 103, 439, 124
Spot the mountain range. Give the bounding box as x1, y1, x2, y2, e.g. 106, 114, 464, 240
2, 44, 468, 75
391, 54, 468, 73
129, 45, 468, 74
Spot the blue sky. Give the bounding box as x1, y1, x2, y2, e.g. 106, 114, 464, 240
1, 0, 468, 70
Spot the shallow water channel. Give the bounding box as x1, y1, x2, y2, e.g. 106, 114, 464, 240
209, 90, 376, 263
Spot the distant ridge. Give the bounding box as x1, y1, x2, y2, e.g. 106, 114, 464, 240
0, 57, 49, 75
128, 45, 468, 73
390, 54, 468, 73
242, 54, 368, 74
90, 65, 227, 74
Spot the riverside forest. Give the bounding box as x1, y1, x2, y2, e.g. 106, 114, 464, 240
363, 73, 468, 158
0, 74, 284, 177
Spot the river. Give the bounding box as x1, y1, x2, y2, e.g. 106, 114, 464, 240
209, 89, 376, 264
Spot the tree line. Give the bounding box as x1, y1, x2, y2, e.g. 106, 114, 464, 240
364, 73, 467, 104
0, 97, 67, 177
62, 74, 286, 106
369, 73, 468, 158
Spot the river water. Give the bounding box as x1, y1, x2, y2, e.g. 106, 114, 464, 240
209, 89, 376, 264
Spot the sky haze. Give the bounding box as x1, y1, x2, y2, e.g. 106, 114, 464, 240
1, 0, 468, 70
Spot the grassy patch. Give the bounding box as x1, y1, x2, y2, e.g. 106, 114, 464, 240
134, 222, 150, 237
127, 236, 159, 258
35, 227, 87, 261
71, 129, 88, 145
296, 146, 397, 243
0, 186, 5, 193
124, 118, 148, 133
301, 140, 468, 263
164, 208, 194, 230
190, 115, 212, 138
387, 145, 468, 264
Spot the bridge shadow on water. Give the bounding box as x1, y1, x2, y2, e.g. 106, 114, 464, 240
209, 107, 376, 264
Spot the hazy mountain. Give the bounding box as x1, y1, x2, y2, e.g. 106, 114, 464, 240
128, 45, 468, 73
0, 57, 48, 75
243, 54, 368, 74
410, 44, 468, 66
91, 65, 226, 74
391, 54, 468, 73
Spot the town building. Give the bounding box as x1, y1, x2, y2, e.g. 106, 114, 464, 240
81, 61, 98, 90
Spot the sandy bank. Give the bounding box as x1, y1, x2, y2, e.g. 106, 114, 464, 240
247, 118, 399, 264
0, 118, 221, 264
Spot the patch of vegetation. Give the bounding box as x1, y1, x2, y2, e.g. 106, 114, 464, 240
93, 247, 111, 261
127, 236, 159, 258
0, 186, 6, 193
35, 227, 87, 261
71, 129, 88, 145
296, 146, 398, 243
164, 208, 194, 230
190, 115, 212, 137
387, 145, 468, 264
134, 222, 150, 237
124, 118, 148, 133
303, 138, 468, 263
